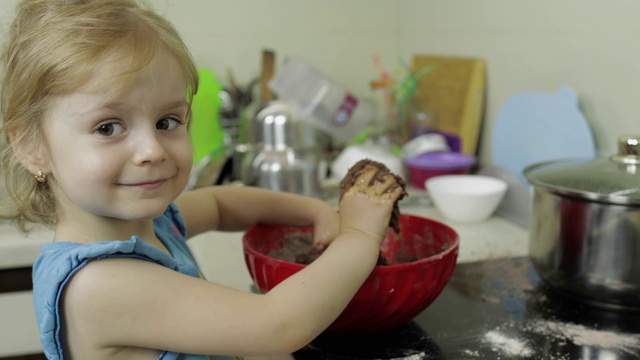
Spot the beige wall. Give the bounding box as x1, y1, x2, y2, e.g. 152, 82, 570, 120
395, 0, 640, 163
2, 0, 639, 163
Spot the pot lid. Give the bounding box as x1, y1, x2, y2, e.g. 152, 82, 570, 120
524, 135, 640, 205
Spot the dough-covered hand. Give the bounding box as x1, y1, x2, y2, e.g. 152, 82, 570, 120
311, 205, 340, 250
338, 159, 407, 242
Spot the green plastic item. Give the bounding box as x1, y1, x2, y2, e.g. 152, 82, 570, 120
190, 68, 225, 165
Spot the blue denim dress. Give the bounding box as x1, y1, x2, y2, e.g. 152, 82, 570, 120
32, 203, 242, 360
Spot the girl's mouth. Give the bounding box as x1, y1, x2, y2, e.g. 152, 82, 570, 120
124, 179, 167, 190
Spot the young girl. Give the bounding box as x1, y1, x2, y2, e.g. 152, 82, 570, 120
0, 1, 405, 359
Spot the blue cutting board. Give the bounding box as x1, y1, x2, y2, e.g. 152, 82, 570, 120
492, 86, 596, 185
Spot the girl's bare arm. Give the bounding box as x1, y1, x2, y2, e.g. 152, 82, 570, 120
62, 165, 403, 356
175, 185, 341, 247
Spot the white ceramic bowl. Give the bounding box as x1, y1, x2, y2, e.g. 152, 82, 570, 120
425, 175, 508, 223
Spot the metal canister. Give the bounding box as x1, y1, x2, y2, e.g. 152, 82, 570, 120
237, 100, 329, 197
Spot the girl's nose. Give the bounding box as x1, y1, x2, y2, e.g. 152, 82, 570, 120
133, 131, 167, 165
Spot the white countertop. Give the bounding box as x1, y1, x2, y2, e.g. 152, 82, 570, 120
0, 195, 530, 285
0, 224, 52, 270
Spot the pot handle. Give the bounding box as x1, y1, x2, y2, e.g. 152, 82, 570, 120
610, 135, 640, 165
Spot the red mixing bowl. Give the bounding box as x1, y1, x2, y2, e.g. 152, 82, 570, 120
242, 213, 459, 335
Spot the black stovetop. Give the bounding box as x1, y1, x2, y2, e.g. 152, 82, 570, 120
293, 257, 640, 359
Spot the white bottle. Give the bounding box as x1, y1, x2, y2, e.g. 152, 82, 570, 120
268, 57, 373, 143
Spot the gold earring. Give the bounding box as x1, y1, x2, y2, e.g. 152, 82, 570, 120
35, 170, 47, 183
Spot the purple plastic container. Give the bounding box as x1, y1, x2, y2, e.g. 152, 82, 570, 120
405, 152, 477, 189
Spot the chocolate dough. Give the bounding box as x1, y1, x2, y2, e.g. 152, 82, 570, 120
269, 233, 389, 265
269, 159, 408, 266
339, 158, 408, 234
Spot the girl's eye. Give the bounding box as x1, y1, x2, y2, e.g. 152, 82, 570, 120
156, 117, 183, 131
95, 122, 124, 137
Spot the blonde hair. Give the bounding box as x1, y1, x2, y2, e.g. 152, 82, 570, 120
0, 0, 199, 232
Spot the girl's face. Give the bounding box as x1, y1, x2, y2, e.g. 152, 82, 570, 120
42, 52, 193, 230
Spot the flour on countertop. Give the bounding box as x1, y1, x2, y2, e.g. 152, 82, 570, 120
483, 329, 534, 357
525, 319, 640, 355
481, 318, 640, 359
461, 349, 481, 357
389, 353, 426, 360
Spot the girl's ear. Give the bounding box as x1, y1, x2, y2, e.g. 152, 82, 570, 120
8, 130, 51, 177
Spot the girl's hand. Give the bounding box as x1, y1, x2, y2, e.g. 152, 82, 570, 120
311, 204, 340, 250
338, 163, 405, 243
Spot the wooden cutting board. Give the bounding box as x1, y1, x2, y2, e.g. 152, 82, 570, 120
260, 49, 275, 104
411, 55, 485, 155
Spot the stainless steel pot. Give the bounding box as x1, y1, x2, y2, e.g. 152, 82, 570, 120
524, 135, 640, 310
